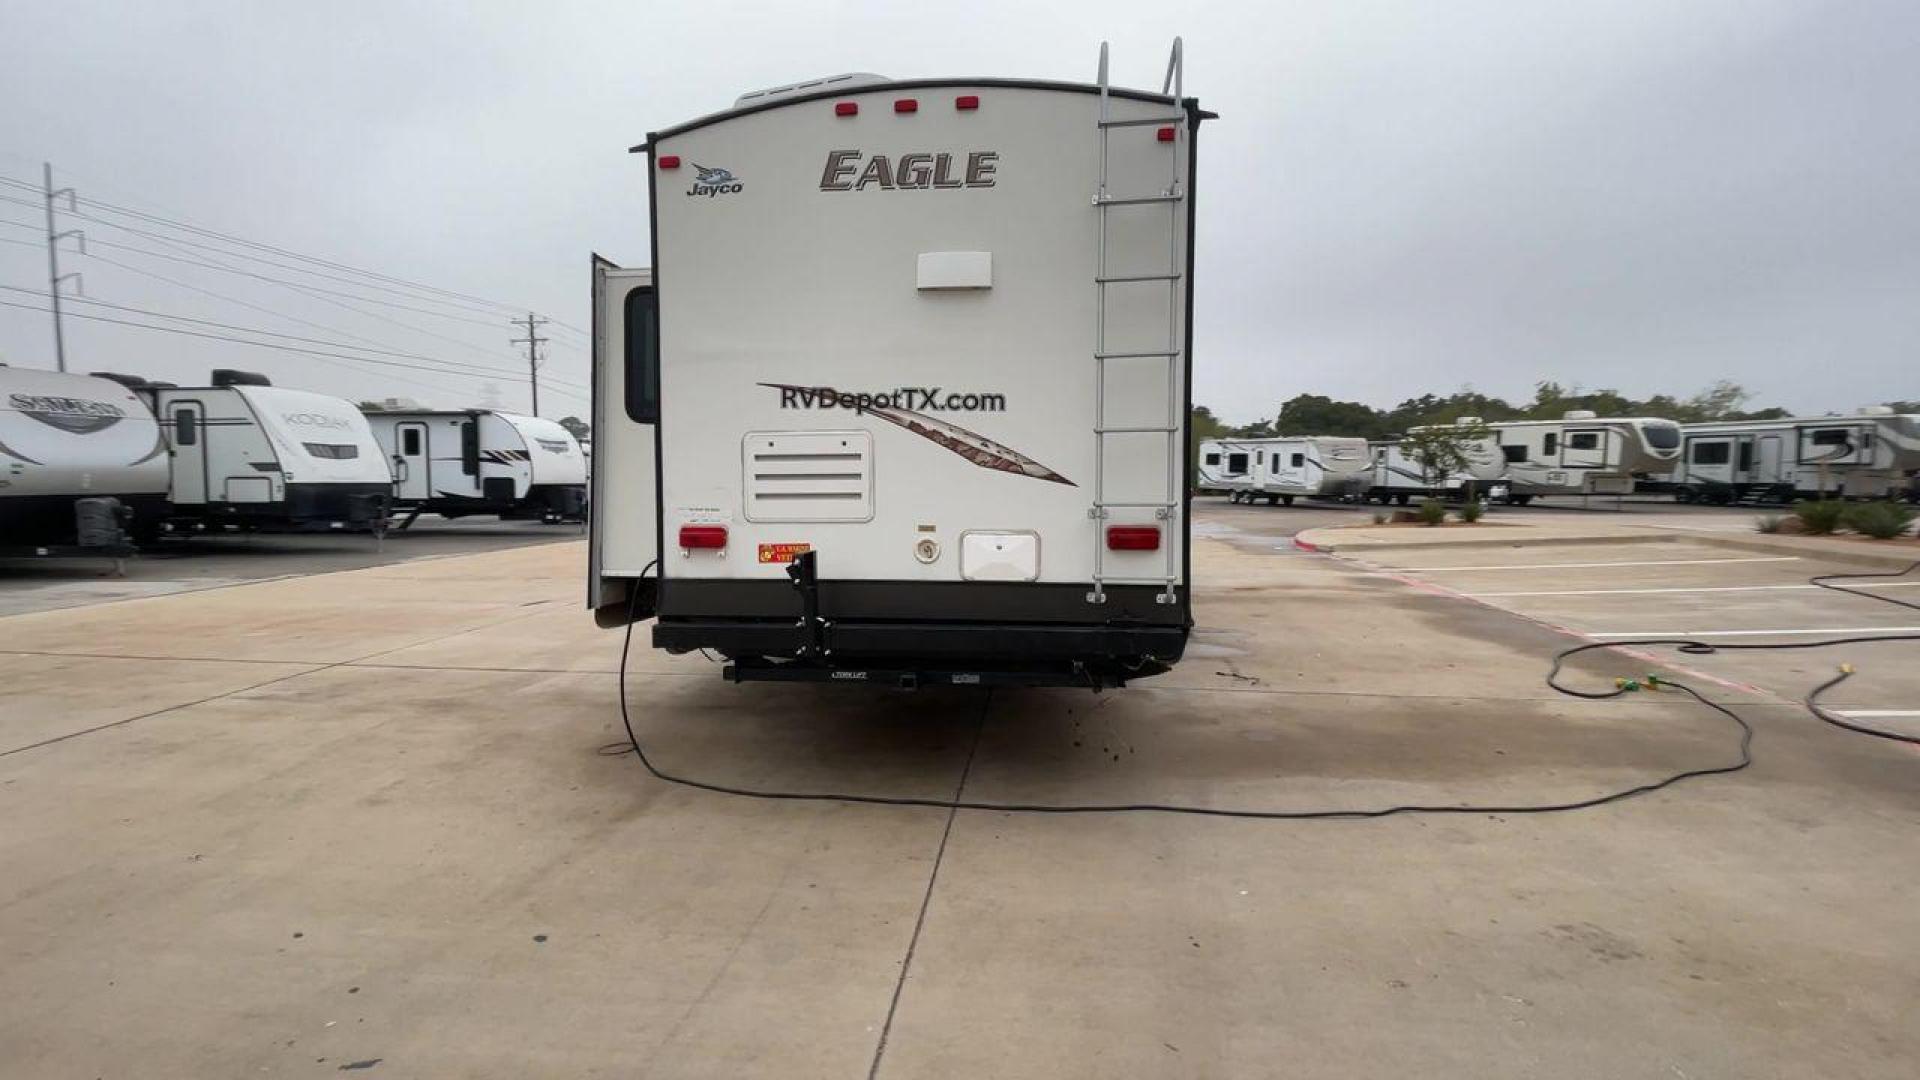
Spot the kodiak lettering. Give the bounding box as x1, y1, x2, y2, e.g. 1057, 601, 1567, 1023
820, 150, 997, 191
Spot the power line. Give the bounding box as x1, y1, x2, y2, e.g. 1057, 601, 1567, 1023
0, 296, 590, 402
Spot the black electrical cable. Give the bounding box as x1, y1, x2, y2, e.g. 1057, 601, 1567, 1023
606, 560, 1920, 816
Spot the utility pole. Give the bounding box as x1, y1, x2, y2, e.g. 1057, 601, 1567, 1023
42, 163, 86, 372
511, 312, 549, 416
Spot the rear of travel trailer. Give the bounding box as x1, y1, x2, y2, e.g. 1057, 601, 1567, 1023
592, 42, 1207, 688
1489, 413, 1680, 501
1244, 436, 1369, 504
143, 371, 391, 531
366, 409, 587, 523
1196, 438, 1255, 495
0, 365, 168, 550
1674, 409, 1920, 503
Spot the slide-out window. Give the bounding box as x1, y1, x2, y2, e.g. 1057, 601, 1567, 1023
1567, 432, 1599, 450
624, 286, 659, 424
173, 408, 196, 446
1203, 452, 1220, 466
1691, 441, 1730, 465
1809, 429, 1848, 446
1502, 445, 1526, 463
402, 428, 421, 456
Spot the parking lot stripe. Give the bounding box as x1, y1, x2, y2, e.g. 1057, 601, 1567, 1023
1590, 626, 1920, 638
1394, 556, 1800, 572
1833, 710, 1920, 718
1473, 582, 1920, 598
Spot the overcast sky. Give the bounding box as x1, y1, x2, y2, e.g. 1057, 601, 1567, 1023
1, 1, 1914, 424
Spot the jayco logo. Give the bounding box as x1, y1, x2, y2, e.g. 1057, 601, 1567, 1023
820, 150, 998, 191
686, 164, 743, 198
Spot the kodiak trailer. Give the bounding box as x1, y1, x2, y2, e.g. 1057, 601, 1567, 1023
0, 365, 169, 551
141, 370, 391, 532
592, 42, 1207, 688
1672, 409, 1920, 504
1242, 436, 1369, 505
1488, 412, 1681, 501
363, 409, 588, 523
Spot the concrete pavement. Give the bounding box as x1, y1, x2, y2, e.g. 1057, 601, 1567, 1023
2, 502, 1917, 1078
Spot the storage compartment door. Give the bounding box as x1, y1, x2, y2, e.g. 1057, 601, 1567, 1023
590, 258, 659, 620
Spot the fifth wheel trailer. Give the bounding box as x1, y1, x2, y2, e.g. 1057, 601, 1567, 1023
1672, 409, 1920, 504
1488, 413, 1681, 501
363, 409, 588, 523
0, 365, 168, 549
140, 370, 392, 532
592, 42, 1208, 688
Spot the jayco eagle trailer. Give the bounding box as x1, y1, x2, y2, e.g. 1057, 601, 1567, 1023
1674, 409, 1920, 503
1196, 438, 1256, 495
1237, 436, 1369, 504
364, 409, 587, 523
1488, 413, 1681, 501
141, 371, 391, 531
0, 365, 168, 549
592, 42, 1207, 688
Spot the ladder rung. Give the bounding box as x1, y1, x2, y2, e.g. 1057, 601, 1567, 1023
1096, 426, 1177, 434
1096, 272, 1181, 284
1099, 115, 1186, 129
1095, 502, 1178, 509
1095, 350, 1180, 359
1093, 577, 1178, 586
1094, 192, 1183, 206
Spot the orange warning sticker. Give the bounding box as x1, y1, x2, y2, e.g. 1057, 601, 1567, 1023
757, 542, 812, 565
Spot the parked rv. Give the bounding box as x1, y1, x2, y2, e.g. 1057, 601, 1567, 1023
1672, 409, 1920, 504
1487, 412, 1681, 502
0, 365, 168, 551
1196, 438, 1257, 497
591, 43, 1206, 688
364, 409, 587, 524
1239, 436, 1370, 505
1366, 441, 1503, 505
140, 370, 391, 532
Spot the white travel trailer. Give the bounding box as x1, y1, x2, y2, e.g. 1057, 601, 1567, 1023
591, 43, 1207, 688
1366, 422, 1506, 504
0, 365, 168, 550
363, 409, 588, 523
140, 370, 392, 531
1196, 438, 1256, 495
1488, 412, 1681, 502
1673, 409, 1920, 503
1239, 436, 1370, 504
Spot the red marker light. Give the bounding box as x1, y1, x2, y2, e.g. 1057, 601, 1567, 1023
955, 95, 980, 111
894, 98, 918, 113
1106, 525, 1161, 551
834, 101, 858, 117
1156, 127, 1176, 143
658, 154, 681, 169
679, 525, 728, 550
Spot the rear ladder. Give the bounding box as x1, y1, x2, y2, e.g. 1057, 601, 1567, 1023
1089, 38, 1187, 606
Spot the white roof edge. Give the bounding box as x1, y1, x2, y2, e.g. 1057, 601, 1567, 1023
734, 73, 890, 108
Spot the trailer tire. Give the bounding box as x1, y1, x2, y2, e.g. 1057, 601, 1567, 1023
1265, 495, 1279, 506
1395, 494, 1410, 506
1281, 495, 1295, 506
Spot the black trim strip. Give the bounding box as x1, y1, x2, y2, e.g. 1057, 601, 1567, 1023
660, 579, 1185, 626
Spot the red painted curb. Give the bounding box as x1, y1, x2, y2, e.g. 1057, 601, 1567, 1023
1292, 536, 1321, 553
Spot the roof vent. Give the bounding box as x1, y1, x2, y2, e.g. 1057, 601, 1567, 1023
734, 73, 889, 107
1454, 415, 1483, 426
90, 371, 149, 389
1858, 405, 1894, 416
1562, 409, 1598, 421
212, 368, 272, 387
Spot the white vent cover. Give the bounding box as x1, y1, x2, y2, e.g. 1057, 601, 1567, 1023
742, 431, 873, 523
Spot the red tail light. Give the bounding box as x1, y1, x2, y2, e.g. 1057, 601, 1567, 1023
1106, 525, 1161, 551
834, 101, 859, 117
1156, 127, 1177, 143
658, 154, 681, 169
894, 98, 918, 113
955, 94, 980, 110
679, 525, 728, 550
